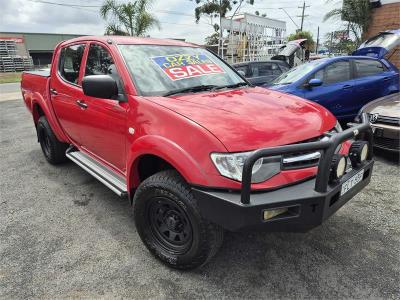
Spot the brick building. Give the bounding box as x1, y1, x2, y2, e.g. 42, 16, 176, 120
366, 0, 400, 67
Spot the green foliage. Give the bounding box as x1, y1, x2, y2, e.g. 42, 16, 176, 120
324, 32, 357, 54
205, 32, 219, 45
324, 0, 372, 45
100, 0, 160, 36
287, 31, 315, 50
192, 0, 254, 35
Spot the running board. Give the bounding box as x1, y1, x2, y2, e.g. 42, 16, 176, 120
66, 148, 128, 197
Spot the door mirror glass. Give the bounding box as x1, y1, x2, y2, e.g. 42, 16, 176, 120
82, 75, 118, 99
308, 78, 323, 87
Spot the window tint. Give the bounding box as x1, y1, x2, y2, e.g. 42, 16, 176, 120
234, 65, 248, 76
58, 44, 85, 85
85, 43, 123, 93
324, 61, 351, 84
251, 62, 280, 77
354, 59, 385, 78
279, 65, 290, 72
312, 69, 324, 81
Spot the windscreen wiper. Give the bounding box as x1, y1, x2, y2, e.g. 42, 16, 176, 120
213, 82, 250, 90
163, 85, 218, 97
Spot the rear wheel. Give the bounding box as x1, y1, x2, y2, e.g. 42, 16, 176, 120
37, 116, 68, 164
133, 170, 224, 270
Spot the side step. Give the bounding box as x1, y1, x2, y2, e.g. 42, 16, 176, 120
66, 148, 128, 197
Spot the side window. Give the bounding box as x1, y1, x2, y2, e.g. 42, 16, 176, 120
234, 65, 248, 76
58, 44, 85, 85
354, 59, 385, 78
85, 43, 123, 94
279, 65, 290, 73
324, 61, 351, 84
310, 69, 324, 82
251, 63, 279, 76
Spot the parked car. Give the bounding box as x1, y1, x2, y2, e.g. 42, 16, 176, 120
267, 30, 400, 122
271, 39, 308, 67
21, 36, 374, 270
358, 92, 400, 152
232, 60, 290, 86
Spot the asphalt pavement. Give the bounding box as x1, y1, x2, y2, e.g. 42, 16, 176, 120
0, 94, 399, 299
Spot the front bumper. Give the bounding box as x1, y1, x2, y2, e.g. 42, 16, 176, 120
193, 113, 374, 232
371, 124, 400, 152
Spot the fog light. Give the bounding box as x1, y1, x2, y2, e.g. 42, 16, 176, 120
349, 141, 369, 167
263, 208, 288, 220
330, 154, 347, 182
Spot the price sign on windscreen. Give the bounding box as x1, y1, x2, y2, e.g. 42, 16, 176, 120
151, 53, 225, 81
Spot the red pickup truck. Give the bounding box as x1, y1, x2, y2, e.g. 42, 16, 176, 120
21, 36, 374, 269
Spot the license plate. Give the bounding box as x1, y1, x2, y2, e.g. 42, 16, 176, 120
340, 169, 364, 196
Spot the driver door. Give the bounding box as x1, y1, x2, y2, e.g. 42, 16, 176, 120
303, 60, 355, 120
78, 42, 128, 173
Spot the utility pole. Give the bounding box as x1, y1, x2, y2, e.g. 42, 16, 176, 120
316, 26, 319, 54
297, 1, 310, 31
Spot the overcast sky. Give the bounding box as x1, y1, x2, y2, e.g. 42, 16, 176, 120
0, 0, 345, 45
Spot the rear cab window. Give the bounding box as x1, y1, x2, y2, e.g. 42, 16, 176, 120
58, 44, 86, 85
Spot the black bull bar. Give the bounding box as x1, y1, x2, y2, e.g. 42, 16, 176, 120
240, 113, 373, 204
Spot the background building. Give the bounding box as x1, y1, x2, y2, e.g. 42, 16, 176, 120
0, 32, 84, 68
366, 0, 400, 67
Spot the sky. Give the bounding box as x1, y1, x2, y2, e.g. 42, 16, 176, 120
0, 0, 346, 45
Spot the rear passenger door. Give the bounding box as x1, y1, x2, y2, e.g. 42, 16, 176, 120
50, 43, 87, 145
352, 59, 392, 106
303, 60, 356, 119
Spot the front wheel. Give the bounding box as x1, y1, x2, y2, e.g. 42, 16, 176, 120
133, 170, 224, 270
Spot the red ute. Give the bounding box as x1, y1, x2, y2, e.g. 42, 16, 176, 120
21, 36, 374, 269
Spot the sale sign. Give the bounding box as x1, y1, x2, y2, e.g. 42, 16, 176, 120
151, 53, 225, 81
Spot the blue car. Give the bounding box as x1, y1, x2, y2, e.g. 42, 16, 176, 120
267, 30, 400, 121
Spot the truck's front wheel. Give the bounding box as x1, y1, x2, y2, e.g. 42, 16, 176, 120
37, 116, 68, 164
133, 170, 224, 270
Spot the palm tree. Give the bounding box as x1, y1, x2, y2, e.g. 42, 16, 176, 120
100, 0, 160, 36
323, 0, 372, 46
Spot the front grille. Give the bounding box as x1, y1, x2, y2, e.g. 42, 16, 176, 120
282, 151, 321, 170
374, 136, 400, 150
375, 116, 400, 127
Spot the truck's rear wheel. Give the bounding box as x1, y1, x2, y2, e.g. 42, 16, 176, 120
133, 170, 224, 270
37, 116, 68, 164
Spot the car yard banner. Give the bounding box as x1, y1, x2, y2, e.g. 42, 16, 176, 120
151, 53, 225, 80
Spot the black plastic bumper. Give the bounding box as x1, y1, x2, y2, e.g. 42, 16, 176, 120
193, 113, 374, 232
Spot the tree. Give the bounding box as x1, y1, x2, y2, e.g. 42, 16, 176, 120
205, 32, 219, 45
324, 32, 357, 54
100, 0, 160, 36
323, 0, 372, 46
287, 31, 315, 50
192, 0, 254, 34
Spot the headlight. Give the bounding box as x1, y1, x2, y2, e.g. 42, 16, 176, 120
210, 152, 281, 183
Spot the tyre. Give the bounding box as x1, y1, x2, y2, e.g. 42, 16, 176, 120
133, 170, 224, 270
37, 116, 69, 164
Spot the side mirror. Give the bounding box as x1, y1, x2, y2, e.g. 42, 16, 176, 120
82, 75, 118, 99
308, 78, 323, 87
237, 70, 246, 77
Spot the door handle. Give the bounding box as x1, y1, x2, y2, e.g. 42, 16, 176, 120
76, 100, 88, 109
383, 77, 390, 81
342, 85, 352, 90
50, 88, 58, 95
